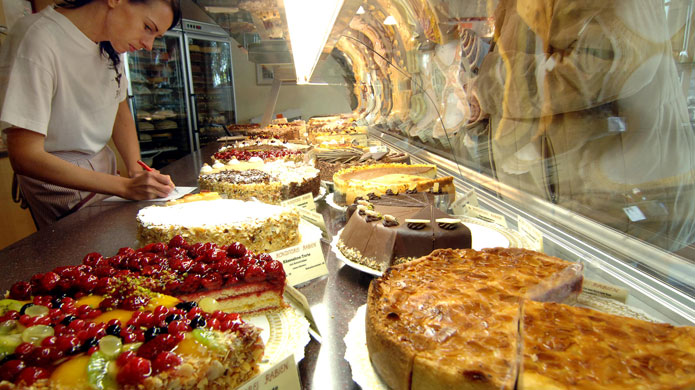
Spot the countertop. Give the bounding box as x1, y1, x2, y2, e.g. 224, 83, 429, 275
0, 143, 371, 389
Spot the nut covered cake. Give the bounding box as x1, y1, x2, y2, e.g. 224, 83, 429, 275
136, 199, 300, 253
0, 235, 292, 389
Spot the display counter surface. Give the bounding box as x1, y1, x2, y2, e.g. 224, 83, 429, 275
0, 143, 363, 389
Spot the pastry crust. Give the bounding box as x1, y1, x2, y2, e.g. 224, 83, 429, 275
366, 248, 583, 390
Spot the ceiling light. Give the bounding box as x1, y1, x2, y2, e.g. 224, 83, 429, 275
383, 15, 397, 25
285, 0, 345, 84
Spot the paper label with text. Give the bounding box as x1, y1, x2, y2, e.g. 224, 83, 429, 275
582, 279, 629, 303
271, 241, 328, 286
281, 192, 316, 211
296, 208, 329, 240
236, 354, 301, 390
517, 217, 543, 251
451, 189, 479, 214
462, 204, 507, 227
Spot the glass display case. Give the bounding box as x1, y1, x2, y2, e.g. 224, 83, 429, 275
126, 32, 192, 167
190, 0, 695, 326
185, 35, 236, 147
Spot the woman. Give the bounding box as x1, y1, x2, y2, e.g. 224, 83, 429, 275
0, 0, 180, 229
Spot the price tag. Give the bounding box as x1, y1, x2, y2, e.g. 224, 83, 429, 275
271, 240, 328, 286
461, 204, 507, 228
281, 192, 316, 211
369, 145, 388, 154
582, 279, 629, 303
296, 207, 329, 241
517, 216, 543, 251
236, 354, 301, 390
451, 188, 479, 214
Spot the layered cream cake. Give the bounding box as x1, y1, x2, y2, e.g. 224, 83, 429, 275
136, 199, 301, 253
312, 147, 410, 182
199, 158, 321, 203
333, 163, 456, 205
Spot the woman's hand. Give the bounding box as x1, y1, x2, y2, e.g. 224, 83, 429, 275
122, 170, 175, 200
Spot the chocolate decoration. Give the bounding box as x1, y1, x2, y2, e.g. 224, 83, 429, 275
438, 222, 458, 230
358, 209, 366, 216
383, 219, 399, 227
385, 189, 396, 196
366, 215, 382, 223
368, 193, 381, 200
407, 222, 426, 230
405, 188, 418, 194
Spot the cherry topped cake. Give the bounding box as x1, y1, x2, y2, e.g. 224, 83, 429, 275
0, 236, 287, 389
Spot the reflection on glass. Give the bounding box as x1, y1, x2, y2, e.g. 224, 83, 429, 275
188, 38, 235, 146
127, 35, 189, 166
337, 0, 695, 259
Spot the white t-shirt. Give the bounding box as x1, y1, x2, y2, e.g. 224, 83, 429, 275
0, 6, 128, 154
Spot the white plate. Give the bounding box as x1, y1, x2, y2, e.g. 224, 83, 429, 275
331, 218, 527, 276
313, 186, 327, 202
325, 193, 347, 212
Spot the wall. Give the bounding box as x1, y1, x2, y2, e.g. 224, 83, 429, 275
230, 43, 352, 123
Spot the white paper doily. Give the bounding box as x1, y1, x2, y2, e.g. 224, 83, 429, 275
242, 304, 311, 369
331, 218, 528, 276
325, 193, 347, 212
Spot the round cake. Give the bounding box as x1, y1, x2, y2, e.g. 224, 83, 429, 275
337, 192, 471, 272
136, 199, 301, 253
333, 163, 456, 205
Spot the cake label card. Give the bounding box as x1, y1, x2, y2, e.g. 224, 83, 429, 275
582, 279, 629, 303
451, 188, 479, 214
296, 207, 330, 241
237, 354, 301, 390
517, 216, 543, 251
281, 192, 316, 211
461, 204, 508, 228
271, 240, 328, 287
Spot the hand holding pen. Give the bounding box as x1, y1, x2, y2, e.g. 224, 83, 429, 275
122, 160, 176, 199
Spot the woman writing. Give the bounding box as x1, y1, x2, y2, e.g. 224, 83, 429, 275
0, 0, 180, 229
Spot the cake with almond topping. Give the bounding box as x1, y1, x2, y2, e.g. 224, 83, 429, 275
367, 247, 695, 390
136, 199, 301, 253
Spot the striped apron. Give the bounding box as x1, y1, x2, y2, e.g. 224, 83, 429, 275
15, 146, 117, 229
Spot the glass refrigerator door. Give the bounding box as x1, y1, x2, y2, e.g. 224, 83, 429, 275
186, 36, 236, 147
126, 32, 192, 168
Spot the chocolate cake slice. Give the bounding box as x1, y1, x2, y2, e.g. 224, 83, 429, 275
338, 192, 472, 272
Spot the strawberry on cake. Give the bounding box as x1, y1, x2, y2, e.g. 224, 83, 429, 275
0, 235, 287, 389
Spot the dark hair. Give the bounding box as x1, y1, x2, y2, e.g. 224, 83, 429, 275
58, 0, 181, 71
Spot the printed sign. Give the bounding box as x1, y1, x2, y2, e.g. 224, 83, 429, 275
281, 192, 316, 211
582, 279, 629, 303
461, 204, 507, 228
517, 216, 543, 251
296, 207, 329, 241
236, 354, 301, 390
271, 241, 328, 286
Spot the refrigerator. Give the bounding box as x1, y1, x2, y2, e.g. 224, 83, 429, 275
124, 19, 236, 168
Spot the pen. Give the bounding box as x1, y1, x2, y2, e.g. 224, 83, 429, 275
137, 160, 154, 172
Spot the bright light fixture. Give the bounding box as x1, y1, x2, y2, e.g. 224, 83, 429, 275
383, 15, 397, 25
285, 0, 345, 84
356, 6, 365, 14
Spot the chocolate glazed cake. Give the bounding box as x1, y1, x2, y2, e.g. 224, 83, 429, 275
338, 192, 472, 272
